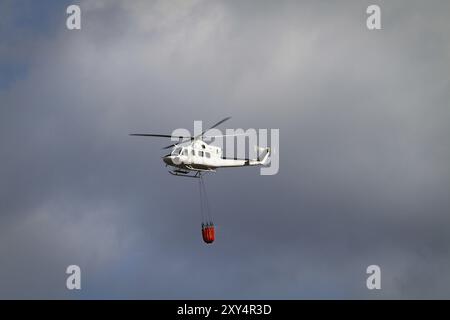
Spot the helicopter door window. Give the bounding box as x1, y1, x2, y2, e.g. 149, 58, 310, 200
205, 152, 210, 158
199, 151, 204, 157
183, 149, 188, 156
191, 150, 195, 156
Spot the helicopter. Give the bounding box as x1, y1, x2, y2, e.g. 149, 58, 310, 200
129, 117, 271, 178
130, 117, 270, 244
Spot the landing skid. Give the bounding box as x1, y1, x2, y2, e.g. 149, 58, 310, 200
168, 167, 215, 178
185, 165, 216, 173
169, 170, 201, 178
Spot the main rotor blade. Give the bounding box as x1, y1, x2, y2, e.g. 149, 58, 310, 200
129, 134, 193, 139
198, 116, 231, 138
203, 133, 247, 139
131, 116, 231, 142
161, 139, 192, 150
162, 143, 177, 150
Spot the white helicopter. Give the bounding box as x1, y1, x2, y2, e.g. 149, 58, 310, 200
130, 117, 270, 178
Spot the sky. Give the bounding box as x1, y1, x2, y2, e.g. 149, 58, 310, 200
0, 0, 449, 299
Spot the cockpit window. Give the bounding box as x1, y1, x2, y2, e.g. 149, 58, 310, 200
183, 149, 188, 156
172, 147, 182, 155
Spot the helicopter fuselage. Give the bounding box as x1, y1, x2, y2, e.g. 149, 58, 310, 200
162, 140, 268, 173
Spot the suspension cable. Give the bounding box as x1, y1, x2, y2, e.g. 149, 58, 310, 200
198, 174, 206, 225
198, 174, 213, 225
